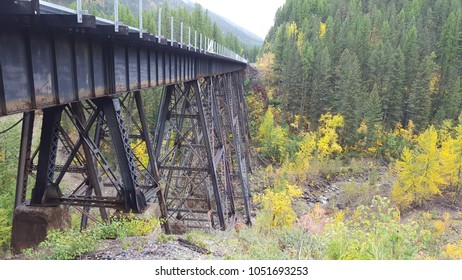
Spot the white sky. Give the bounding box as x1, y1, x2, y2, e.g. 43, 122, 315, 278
190, 0, 286, 39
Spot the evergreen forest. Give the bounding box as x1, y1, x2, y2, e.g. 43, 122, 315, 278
262, 0, 461, 136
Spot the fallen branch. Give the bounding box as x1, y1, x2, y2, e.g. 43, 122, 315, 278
177, 238, 211, 255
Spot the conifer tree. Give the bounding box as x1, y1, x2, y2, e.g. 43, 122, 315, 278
309, 46, 331, 128
392, 126, 445, 210
407, 55, 434, 131
334, 49, 363, 145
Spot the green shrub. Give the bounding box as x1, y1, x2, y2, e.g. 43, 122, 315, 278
321, 196, 439, 260
184, 230, 208, 248
0, 208, 11, 251
157, 232, 177, 243
36, 228, 100, 260
258, 109, 289, 162
25, 215, 160, 259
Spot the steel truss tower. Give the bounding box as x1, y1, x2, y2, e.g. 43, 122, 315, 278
14, 71, 251, 232
154, 72, 251, 230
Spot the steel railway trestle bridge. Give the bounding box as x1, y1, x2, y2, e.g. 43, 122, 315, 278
0, 0, 253, 252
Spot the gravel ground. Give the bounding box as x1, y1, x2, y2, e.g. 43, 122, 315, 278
78, 236, 222, 260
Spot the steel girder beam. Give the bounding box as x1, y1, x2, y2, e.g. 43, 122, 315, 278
0, 5, 247, 118
154, 80, 234, 230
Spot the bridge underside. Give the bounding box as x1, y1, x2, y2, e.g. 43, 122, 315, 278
13, 72, 252, 235
0, 1, 252, 247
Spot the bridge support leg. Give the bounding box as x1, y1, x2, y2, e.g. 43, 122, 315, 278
207, 77, 236, 218
95, 97, 147, 213
72, 103, 108, 229
235, 71, 253, 173
217, 73, 252, 225
14, 111, 35, 208
154, 81, 231, 231
134, 91, 170, 234
31, 106, 65, 205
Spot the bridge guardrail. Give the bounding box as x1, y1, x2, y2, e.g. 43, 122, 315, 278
41, 0, 248, 63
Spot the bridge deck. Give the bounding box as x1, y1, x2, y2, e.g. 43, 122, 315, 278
0, 0, 247, 117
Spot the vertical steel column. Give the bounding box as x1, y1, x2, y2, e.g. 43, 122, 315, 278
223, 73, 251, 224
14, 111, 35, 208
208, 77, 236, 216
96, 97, 146, 212
154, 87, 172, 159
154, 82, 230, 230
192, 81, 225, 229
72, 103, 108, 223
235, 71, 253, 172
134, 91, 171, 234
80, 110, 105, 230
31, 106, 64, 205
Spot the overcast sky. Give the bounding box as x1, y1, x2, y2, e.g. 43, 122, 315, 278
190, 0, 286, 39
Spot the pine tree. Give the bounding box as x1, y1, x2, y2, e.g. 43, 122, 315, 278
118, 3, 137, 27
386, 47, 405, 129
436, 10, 462, 121
402, 25, 419, 119
407, 55, 434, 131
309, 46, 331, 129
364, 84, 383, 127
334, 49, 363, 145
280, 22, 304, 120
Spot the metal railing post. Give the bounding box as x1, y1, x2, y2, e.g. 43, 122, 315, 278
200, 33, 202, 51
205, 36, 207, 54
139, 0, 143, 38
77, 0, 82, 23
195, 31, 197, 49
114, 0, 119, 32
188, 26, 191, 49
158, 8, 162, 38
170, 17, 174, 42
180, 22, 183, 46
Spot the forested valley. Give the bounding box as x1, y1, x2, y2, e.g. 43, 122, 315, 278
244, 0, 462, 259
2, 0, 462, 260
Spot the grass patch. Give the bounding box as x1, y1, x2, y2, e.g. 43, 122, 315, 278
23, 215, 160, 260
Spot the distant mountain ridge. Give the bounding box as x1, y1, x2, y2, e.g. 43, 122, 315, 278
182, 0, 263, 46
46, 0, 263, 47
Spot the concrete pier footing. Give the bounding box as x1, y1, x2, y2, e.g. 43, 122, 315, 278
10, 204, 71, 254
